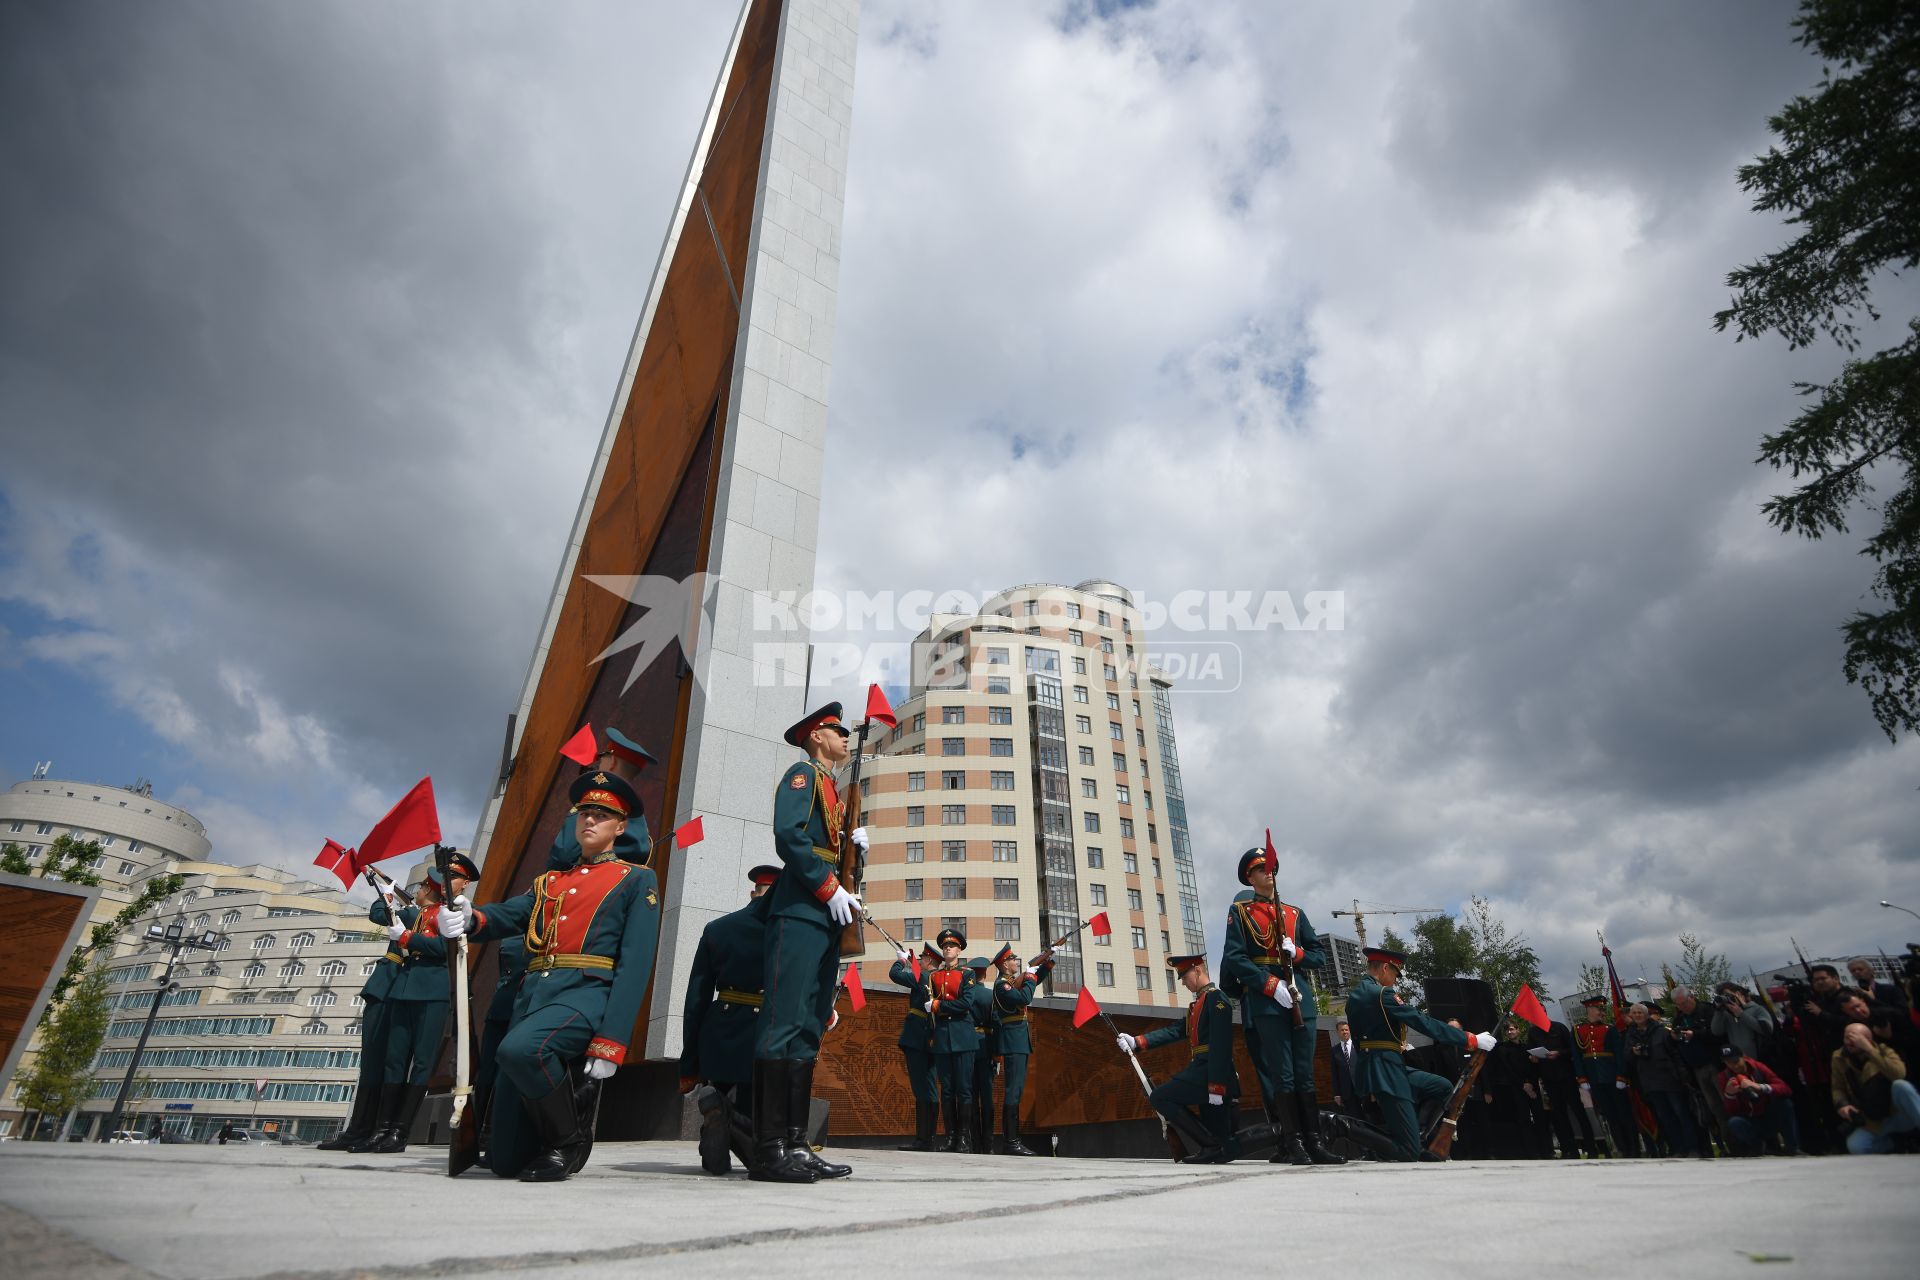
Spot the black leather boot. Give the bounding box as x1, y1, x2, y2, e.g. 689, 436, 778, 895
697, 1086, 732, 1176
788, 1059, 849, 1179
370, 1084, 427, 1153
975, 1093, 993, 1154
952, 1096, 973, 1153
565, 1063, 603, 1175
318, 1080, 379, 1150
1002, 1104, 1038, 1156
351, 1084, 406, 1153
943, 1096, 963, 1152
1269, 1093, 1310, 1165
748, 1060, 815, 1183
899, 1099, 937, 1151
1296, 1091, 1346, 1165
518, 1081, 585, 1182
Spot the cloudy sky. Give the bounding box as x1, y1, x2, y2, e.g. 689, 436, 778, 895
4, 0, 1914, 995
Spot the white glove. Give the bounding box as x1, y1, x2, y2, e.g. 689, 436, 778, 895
827, 1008, 840, 1033
1401, 1043, 1414, 1054
896, 949, 912, 964
824, 886, 862, 927
850, 827, 869, 853
1207, 1093, 1224, 1106
1579, 1081, 1592, 1096
1527, 1046, 1549, 1060
1615, 1079, 1629, 1090
584, 1058, 617, 1080
1272, 983, 1294, 1010
1117, 1033, 1138, 1055
438, 903, 469, 938
924, 1000, 936, 1015
1024, 968, 1039, 980
1473, 1032, 1497, 1053
1280, 936, 1298, 959
384, 921, 405, 941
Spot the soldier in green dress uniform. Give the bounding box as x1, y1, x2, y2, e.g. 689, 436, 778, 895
991, 942, 1050, 1155
679, 863, 781, 1176
750, 702, 867, 1184
1220, 846, 1344, 1166
440, 771, 660, 1182
888, 942, 941, 1150
923, 928, 985, 1151
364, 852, 479, 1153
1118, 954, 1240, 1162
1573, 995, 1637, 1157
969, 954, 998, 1153
1344, 945, 1496, 1161
320, 885, 414, 1152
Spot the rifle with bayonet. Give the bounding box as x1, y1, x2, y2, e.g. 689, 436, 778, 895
434, 845, 480, 1176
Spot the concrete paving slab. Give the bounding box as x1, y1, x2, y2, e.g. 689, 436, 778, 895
0, 1142, 1914, 1280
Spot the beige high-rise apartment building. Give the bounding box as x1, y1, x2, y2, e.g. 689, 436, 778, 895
850, 581, 1205, 1008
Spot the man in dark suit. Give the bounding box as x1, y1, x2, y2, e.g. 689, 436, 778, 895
1329, 1017, 1363, 1117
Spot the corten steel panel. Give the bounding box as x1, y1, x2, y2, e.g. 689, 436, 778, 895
0, 875, 102, 1100
472, 0, 784, 928
811, 989, 1335, 1136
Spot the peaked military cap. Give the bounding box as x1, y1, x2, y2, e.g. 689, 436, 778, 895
936, 927, 967, 949
1236, 846, 1275, 885
747, 864, 781, 887
604, 726, 657, 771
1363, 946, 1409, 968
991, 943, 1015, 967
569, 770, 640, 818
784, 701, 848, 747
1166, 953, 1208, 976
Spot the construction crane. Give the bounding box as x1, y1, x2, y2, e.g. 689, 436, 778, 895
1328, 900, 1442, 949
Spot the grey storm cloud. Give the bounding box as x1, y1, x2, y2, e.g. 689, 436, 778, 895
3, 0, 1914, 988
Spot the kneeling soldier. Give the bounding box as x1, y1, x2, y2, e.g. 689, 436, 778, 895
1344, 945, 1494, 1161
680, 864, 781, 1175
1119, 954, 1240, 1163
440, 771, 660, 1182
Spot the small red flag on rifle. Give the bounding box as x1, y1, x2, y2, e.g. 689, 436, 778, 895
313, 839, 360, 889
356, 777, 442, 868
1511, 983, 1551, 1033
1263, 827, 1278, 874
865, 683, 898, 729
674, 816, 705, 848
1088, 911, 1112, 937
558, 723, 597, 765
1072, 986, 1102, 1028
843, 962, 866, 1011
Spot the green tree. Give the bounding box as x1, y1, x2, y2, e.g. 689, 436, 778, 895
1461, 895, 1547, 1007
17, 963, 110, 1137
1575, 962, 1607, 998
1673, 933, 1735, 998
1, 837, 186, 1022
1401, 914, 1476, 1004
1714, 0, 1920, 741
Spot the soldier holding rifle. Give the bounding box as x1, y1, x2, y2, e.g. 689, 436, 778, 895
991, 942, 1051, 1155
889, 942, 941, 1150
1117, 954, 1240, 1163
1344, 945, 1495, 1162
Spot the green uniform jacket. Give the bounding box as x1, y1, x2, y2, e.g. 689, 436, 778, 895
1572, 1021, 1625, 1086
362, 901, 417, 1002
1219, 891, 1327, 1021
889, 959, 935, 1051
485, 935, 528, 1026
926, 964, 986, 1054
391, 905, 458, 1003
471, 850, 661, 1065
1344, 975, 1467, 1100
679, 893, 773, 1086
991, 960, 1053, 1056
1141, 984, 1239, 1098
765, 759, 845, 928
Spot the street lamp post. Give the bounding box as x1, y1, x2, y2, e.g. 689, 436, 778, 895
1881, 900, 1920, 924
101, 922, 221, 1141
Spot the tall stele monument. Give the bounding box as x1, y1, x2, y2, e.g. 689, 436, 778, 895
465, 0, 859, 1136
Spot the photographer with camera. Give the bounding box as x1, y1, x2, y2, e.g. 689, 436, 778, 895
1832, 1021, 1920, 1154
1716, 1045, 1799, 1156
1710, 983, 1774, 1058
1624, 1002, 1702, 1157
1669, 987, 1731, 1156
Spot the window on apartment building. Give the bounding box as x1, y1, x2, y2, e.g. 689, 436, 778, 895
1083, 812, 1100, 833
1080, 778, 1097, 799
942, 738, 965, 756
987, 676, 1011, 695
1073, 686, 1089, 703
36, 822, 52, 835
1152, 858, 1162, 879
942, 840, 966, 861
994, 917, 1022, 941
990, 805, 1016, 826
992, 840, 1018, 863
1097, 963, 1115, 987
279, 961, 305, 980
244, 961, 267, 980
1072, 656, 1087, 674
1066, 603, 1081, 620
941, 878, 966, 900
1148, 824, 1158, 845
941, 805, 965, 825
1106, 692, 1120, 710
1075, 715, 1092, 734
319, 960, 347, 978
1157, 893, 1167, 915
1119, 819, 1134, 841
905, 879, 924, 901
1023, 601, 1038, 616
119, 861, 135, 874
1161, 930, 1171, 951
990, 771, 1014, 791
1090, 884, 1108, 906
128, 839, 142, 853
988, 646, 1009, 664
1136, 966, 1151, 991
1116, 785, 1131, 805
1078, 746, 1095, 766
988, 705, 1012, 724
989, 738, 1013, 757
1166, 969, 1176, 994
1123, 852, 1138, 874
231, 991, 259, 1004
253, 935, 276, 951
942, 770, 965, 790
942, 916, 966, 934
1143, 791, 1152, 811
993, 878, 1019, 900
942, 706, 965, 724
907, 806, 925, 827
1109, 753, 1124, 772
309, 991, 337, 1007
1101, 637, 1114, 654
905, 841, 924, 863
1097, 609, 1111, 626
905, 918, 923, 941
907, 771, 925, 791
1127, 889, 1143, 911
1106, 665, 1118, 682
1086, 847, 1104, 869
266, 991, 297, 1004
5, 821, 19, 832
912, 712, 925, 732
1108, 723, 1123, 742
1136, 729, 1146, 747
1131, 927, 1146, 948
290, 933, 315, 949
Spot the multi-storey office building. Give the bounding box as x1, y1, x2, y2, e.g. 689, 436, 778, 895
851, 581, 1205, 1008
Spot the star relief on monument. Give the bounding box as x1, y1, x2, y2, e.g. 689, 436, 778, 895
584, 572, 722, 693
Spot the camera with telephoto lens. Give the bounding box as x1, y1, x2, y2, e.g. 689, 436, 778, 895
1712, 991, 1739, 1010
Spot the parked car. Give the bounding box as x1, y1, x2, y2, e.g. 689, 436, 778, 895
108, 1130, 150, 1144
205, 1128, 275, 1144
152, 1131, 193, 1145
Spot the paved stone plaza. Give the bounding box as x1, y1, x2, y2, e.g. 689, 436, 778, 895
1, 1142, 1915, 1279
